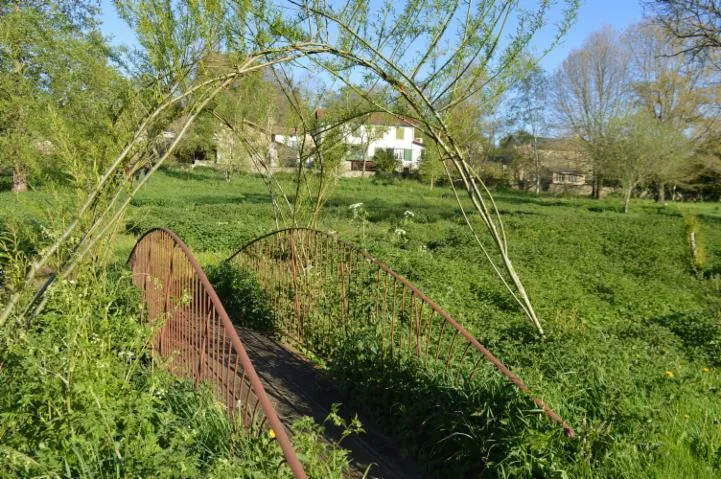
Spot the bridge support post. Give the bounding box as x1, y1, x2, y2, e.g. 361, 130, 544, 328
195, 310, 209, 389
161, 243, 176, 358
289, 231, 302, 341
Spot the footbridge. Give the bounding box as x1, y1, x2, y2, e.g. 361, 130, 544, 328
129, 227, 573, 478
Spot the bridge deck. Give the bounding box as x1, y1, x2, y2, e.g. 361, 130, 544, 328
237, 327, 428, 479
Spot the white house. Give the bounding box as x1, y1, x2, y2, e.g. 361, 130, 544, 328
316, 110, 425, 172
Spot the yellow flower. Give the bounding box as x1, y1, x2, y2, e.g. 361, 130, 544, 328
683, 414, 690, 421
664, 370, 674, 379
703, 367, 710, 373
268, 428, 276, 439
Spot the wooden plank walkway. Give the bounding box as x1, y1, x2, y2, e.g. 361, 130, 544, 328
237, 327, 429, 479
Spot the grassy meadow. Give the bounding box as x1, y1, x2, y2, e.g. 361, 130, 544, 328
2, 168, 721, 477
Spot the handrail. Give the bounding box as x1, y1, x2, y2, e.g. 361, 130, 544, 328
228, 227, 575, 438
128, 228, 307, 479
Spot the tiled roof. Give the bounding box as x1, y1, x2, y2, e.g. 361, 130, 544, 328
314, 108, 419, 127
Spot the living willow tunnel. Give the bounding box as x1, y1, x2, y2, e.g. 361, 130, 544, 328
129, 227, 574, 478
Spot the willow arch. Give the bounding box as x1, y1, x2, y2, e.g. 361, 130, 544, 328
4, 1, 582, 337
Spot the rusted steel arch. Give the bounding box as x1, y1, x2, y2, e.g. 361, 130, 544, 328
128, 228, 308, 479
227, 227, 575, 439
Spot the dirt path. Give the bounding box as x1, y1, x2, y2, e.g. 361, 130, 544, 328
237, 327, 428, 479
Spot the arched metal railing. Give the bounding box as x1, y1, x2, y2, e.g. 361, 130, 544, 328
128, 228, 307, 479
228, 228, 575, 438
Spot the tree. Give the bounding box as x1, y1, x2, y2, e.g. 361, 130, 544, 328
625, 20, 720, 200
645, 0, 721, 67
606, 111, 692, 213
506, 65, 550, 194
418, 141, 444, 189
0, 1, 128, 192
552, 27, 631, 198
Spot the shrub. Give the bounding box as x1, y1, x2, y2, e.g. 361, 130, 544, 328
206, 262, 275, 332
373, 149, 401, 174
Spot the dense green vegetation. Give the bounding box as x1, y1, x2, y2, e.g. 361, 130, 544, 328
101, 168, 721, 476
3, 167, 721, 476
3, 1, 721, 477
0, 174, 356, 478
0, 266, 353, 478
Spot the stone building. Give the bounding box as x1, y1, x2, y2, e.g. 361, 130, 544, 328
499, 134, 594, 195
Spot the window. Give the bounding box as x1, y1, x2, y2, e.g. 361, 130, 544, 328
396, 127, 405, 140
393, 148, 405, 161
553, 172, 585, 185
404, 149, 412, 162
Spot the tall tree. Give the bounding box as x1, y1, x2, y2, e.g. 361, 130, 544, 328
625, 20, 721, 200
552, 26, 631, 199
0, 1, 127, 192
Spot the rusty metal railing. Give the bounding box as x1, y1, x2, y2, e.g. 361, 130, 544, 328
228, 228, 575, 438
128, 228, 308, 479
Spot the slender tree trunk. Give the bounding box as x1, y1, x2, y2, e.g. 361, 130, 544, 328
532, 136, 541, 195
657, 182, 666, 203
12, 167, 27, 193
592, 174, 600, 199
624, 185, 633, 213
429, 176, 434, 189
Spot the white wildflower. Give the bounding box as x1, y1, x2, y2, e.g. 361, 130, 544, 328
349, 202, 363, 210
118, 351, 135, 361
394, 228, 406, 236
403, 210, 415, 217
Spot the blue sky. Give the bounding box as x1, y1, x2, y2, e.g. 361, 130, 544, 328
536, 0, 644, 71
99, 0, 645, 74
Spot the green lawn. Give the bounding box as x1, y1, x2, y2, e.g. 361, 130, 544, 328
2, 168, 721, 477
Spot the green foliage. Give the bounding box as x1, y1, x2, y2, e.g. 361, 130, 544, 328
6, 166, 721, 478
330, 332, 572, 477
373, 149, 400, 174
109, 169, 721, 477
417, 146, 445, 188
206, 262, 275, 332
289, 407, 361, 479
0, 273, 253, 477
0, 262, 351, 478
606, 111, 693, 212
0, 3, 134, 191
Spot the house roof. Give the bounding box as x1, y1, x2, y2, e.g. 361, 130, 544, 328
314, 108, 419, 127
271, 126, 299, 136
365, 112, 419, 127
